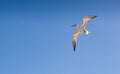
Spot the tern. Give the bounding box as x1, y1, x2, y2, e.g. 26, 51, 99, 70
72, 15, 97, 51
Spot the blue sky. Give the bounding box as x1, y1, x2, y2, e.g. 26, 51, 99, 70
0, 0, 120, 74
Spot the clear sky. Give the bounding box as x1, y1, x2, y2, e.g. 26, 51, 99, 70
0, 0, 120, 74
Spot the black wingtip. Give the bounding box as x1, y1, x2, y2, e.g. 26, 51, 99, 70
92, 16, 97, 19
73, 46, 76, 52
94, 16, 97, 18
73, 49, 76, 52
72, 39, 76, 52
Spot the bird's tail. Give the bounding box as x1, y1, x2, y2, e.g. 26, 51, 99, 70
83, 29, 89, 35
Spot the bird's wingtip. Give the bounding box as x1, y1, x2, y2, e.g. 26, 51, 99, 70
94, 16, 97, 17
73, 49, 76, 52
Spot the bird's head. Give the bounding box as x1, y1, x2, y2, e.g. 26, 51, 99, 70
71, 24, 79, 27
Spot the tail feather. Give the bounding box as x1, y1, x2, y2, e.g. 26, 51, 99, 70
83, 29, 89, 35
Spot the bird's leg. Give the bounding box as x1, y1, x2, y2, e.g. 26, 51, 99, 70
83, 29, 89, 35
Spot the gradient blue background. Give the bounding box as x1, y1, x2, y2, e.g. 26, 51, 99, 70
0, 0, 120, 74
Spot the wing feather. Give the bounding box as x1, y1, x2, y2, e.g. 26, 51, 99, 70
72, 31, 82, 51
80, 16, 97, 27
72, 37, 76, 51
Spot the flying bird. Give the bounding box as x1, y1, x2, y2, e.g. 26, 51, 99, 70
72, 16, 97, 51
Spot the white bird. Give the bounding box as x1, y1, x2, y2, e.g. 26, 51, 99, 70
72, 16, 97, 51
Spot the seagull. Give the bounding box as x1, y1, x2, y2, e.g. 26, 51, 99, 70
72, 16, 97, 51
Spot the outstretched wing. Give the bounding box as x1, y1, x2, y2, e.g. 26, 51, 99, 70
87, 16, 97, 19
72, 31, 82, 51
80, 16, 97, 27
72, 36, 76, 51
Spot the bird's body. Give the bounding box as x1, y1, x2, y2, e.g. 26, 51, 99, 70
72, 16, 97, 51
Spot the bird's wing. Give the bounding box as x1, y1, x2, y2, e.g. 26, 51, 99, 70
87, 16, 97, 20
72, 31, 82, 51
72, 36, 76, 51
80, 16, 97, 27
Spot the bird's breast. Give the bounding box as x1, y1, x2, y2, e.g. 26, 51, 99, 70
73, 31, 81, 37
73, 27, 84, 37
